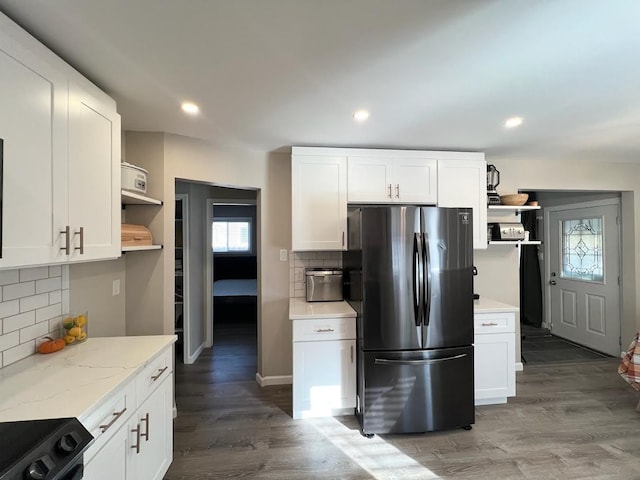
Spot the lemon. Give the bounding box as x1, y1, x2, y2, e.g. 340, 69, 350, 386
75, 315, 87, 328
64, 335, 76, 344
68, 327, 82, 337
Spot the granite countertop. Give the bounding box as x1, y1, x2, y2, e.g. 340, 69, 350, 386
474, 297, 519, 313
289, 297, 356, 319
0, 335, 176, 423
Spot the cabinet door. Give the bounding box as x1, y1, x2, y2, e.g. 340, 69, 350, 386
347, 157, 393, 202
292, 154, 347, 250
0, 36, 67, 268
68, 82, 121, 261
474, 332, 515, 403
84, 422, 128, 480
292, 339, 355, 419
438, 159, 487, 249
393, 158, 438, 204
127, 375, 173, 480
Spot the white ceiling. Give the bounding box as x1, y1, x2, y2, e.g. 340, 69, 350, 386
1, 0, 639, 162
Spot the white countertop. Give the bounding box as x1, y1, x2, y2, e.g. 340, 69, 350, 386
0, 335, 176, 423
289, 298, 356, 319
474, 297, 519, 313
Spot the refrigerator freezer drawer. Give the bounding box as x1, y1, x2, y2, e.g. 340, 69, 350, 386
292, 317, 356, 342
359, 346, 474, 434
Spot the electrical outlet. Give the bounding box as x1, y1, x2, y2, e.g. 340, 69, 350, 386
279, 249, 288, 261
112, 279, 120, 296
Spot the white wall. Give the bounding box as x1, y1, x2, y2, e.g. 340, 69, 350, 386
476, 156, 640, 353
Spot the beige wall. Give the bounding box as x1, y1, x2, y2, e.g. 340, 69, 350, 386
69, 258, 126, 337
476, 156, 640, 356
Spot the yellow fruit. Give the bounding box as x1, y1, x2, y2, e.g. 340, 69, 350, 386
62, 317, 76, 329
75, 315, 87, 328
77, 332, 87, 341
68, 327, 82, 337
64, 335, 76, 344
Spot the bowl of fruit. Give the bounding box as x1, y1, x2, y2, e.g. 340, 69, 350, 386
62, 312, 88, 345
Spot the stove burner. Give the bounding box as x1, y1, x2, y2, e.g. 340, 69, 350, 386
0, 417, 93, 480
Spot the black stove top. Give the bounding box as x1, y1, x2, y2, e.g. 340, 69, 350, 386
0, 418, 93, 480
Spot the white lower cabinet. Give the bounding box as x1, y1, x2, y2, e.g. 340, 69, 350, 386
292, 316, 356, 419
83, 345, 174, 479
474, 311, 516, 405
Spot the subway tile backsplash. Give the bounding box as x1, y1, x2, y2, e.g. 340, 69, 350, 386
0, 265, 69, 369
289, 251, 342, 298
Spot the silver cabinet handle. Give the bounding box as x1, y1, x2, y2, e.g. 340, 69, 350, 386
151, 366, 168, 381
99, 407, 127, 433
387, 184, 392, 198
342, 231, 345, 247
75, 226, 84, 254
60, 226, 71, 254
350, 345, 354, 363
314, 328, 334, 333
481, 322, 498, 327
395, 184, 400, 198
131, 424, 141, 454
140, 412, 150, 441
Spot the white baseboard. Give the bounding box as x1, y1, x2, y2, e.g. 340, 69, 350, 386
256, 373, 292, 387
186, 342, 205, 364
515, 362, 524, 372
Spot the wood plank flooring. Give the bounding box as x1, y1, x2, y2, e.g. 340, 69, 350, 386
165, 324, 640, 479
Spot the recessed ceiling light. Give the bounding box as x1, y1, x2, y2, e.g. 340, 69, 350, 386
181, 102, 199, 115
353, 109, 370, 122
504, 116, 523, 128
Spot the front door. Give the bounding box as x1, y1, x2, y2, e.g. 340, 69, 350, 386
546, 201, 620, 356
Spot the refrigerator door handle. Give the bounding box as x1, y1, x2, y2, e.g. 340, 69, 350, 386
413, 232, 423, 327
375, 354, 467, 366
422, 232, 432, 326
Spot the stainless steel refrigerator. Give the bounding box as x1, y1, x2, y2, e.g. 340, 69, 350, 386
344, 205, 474, 436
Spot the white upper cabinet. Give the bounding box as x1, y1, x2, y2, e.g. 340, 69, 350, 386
292, 148, 347, 251
347, 155, 437, 204
437, 157, 487, 249
67, 83, 121, 261
0, 12, 120, 269
0, 24, 67, 269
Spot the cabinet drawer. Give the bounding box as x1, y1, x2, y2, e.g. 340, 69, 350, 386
136, 345, 173, 403
293, 317, 356, 342
82, 378, 136, 464
474, 312, 515, 334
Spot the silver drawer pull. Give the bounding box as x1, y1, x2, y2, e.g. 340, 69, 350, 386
141, 412, 150, 441
151, 366, 168, 381
315, 328, 334, 333
99, 407, 127, 433
131, 424, 141, 454
481, 322, 498, 326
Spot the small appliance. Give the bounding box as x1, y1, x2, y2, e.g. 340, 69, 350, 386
305, 268, 343, 302
491, 222, 526, 241
121, 162, 148, 194
487, 164, 501, 205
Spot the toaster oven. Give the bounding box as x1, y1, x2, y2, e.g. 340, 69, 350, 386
305, 268, 343, 302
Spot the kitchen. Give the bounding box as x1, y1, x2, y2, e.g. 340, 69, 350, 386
1, 1, 640, 479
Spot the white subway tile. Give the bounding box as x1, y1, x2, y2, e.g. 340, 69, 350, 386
36, 277, 62, 294
49, 317, 63, 336
20, 266, 50, 282
20, 322, 49, 343
3, 282, 35, 301
4, 311, 35, 333
3, 341, 35, 366
61, 265, 69, 289
20, 293, 50, 313
0, 300, 20, 319
36, 304, 62, 323
0, 331, 20, 351
0, 270, 19, 286
48, 265, 62, 278
49, 290, 62, 305
0, 352, 3, 368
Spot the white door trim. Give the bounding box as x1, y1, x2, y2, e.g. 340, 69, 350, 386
543, 197, 621, 352
205, 198, 214, 349
176, 194, 191, 364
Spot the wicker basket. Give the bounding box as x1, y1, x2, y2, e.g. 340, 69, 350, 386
499, 194, 529, 206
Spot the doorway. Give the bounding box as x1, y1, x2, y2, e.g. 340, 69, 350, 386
545, 199, 621, 356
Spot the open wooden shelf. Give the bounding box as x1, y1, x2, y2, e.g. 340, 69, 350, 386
121, 244, 163, 252
121, 190, 162, 206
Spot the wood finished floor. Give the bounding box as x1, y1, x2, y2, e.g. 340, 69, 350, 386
166, 324, 640, 480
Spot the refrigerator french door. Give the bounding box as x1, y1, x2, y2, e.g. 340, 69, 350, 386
345, 205, 474, 435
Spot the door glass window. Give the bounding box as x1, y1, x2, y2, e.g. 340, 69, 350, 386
561, 217, 604, 282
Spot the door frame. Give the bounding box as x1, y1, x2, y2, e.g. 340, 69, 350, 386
176, 194, 191, 364
543, 198, 622, 347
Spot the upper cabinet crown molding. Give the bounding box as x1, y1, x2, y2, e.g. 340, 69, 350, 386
0, 12, 121, 270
